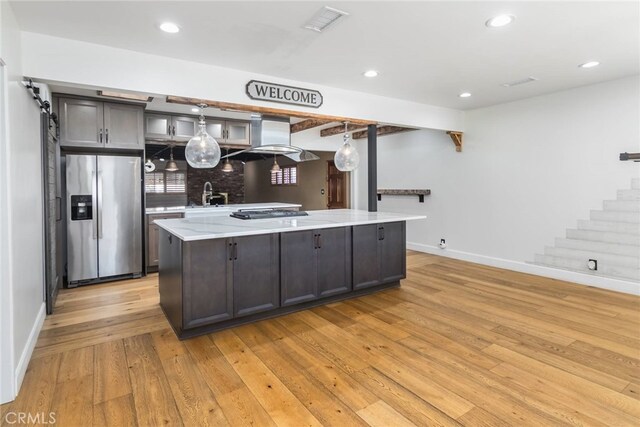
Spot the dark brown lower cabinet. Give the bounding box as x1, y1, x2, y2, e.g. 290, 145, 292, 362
233, 234, 280, 317
159, 230, 279, 331
353, 221, 406, 289
280, 227, 352, 306
159, 222, 404, 338
182, 238, 233, 329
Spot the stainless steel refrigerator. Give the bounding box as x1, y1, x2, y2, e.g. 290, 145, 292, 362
66, 154, 142, 285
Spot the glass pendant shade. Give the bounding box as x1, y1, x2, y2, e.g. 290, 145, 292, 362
186, 114, 221, 169
334, 132, 360, 172
270, 155, 281, 173
221, 158, 234, 173
165, 147, 179, 172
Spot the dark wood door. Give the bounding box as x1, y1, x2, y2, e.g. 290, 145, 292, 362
352, 224, 381, 289
379, 222, 406, 283
233, 234, 280, 317
281, 230, 317, 306
182, 238, 233, 329
327, 161, 347, 209
317, 227, 352, 297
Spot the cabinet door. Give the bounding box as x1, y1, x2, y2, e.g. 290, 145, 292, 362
182, 239, 233, 329
205, 119, 225, 140
59, 98, 104, 147
281, 230, 317, 306
172, 116, 198, 141
233, 234, 280, 317
317, 227, 352, 297
379, 222, 406, 283
147, 223, 160, 267
352, 224, 380, 289
225, 121, 251, 145
145, 114, 172, 140
103, 102, 144, 149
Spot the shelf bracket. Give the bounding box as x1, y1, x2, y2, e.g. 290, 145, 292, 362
446, 131, 463, 152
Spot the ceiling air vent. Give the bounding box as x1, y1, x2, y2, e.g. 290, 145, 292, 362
501, 77, 539, 87
304, 6, 349, 32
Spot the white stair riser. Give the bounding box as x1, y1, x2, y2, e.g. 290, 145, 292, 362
603, 200, 640, 212
567, 229, 640, 245
590, 210, 640, 224
577, 220, 640, 233
543, 247, 639, 268
554, 238, 639, 256
617, 189, 640, 201
632, 177, 640, 190
534, 254, 640, 281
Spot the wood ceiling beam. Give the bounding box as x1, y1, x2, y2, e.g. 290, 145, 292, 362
352, 126, 416, 140
446, 131, 463, 152
290, 119, 332, 134
320, 123, 368, 137
166, 95, 374, 126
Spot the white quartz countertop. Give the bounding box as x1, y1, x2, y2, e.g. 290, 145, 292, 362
155, 209, 426, 241
146, 202, 302, 215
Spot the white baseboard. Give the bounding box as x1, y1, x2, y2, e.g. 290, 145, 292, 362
407, 242, 640, 296
14, 302, 45, 396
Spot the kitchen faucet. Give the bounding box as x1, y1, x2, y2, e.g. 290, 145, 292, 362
202, 181, 213, 206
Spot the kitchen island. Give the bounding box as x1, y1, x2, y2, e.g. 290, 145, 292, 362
156, 209, 425, 339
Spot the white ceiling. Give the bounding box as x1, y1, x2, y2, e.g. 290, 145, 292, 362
10, 1, 640, 110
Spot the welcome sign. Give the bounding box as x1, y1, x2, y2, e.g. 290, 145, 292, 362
246, 80, 323, 108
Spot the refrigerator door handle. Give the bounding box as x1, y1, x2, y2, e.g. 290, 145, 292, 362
92, 171, 98, 239
97, 171, 103, 239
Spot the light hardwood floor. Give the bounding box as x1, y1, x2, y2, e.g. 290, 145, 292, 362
2, 251, 639, 426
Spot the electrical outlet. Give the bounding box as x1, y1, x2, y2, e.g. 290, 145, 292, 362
440, 239, 446, 244
587, 259, 598, 271
439, 238, 447, 249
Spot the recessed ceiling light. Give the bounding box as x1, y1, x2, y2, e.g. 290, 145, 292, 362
159, 22, 180, 33
485, 14, 515, 28
459, 92, 472, 98
579, 61, 600, 69
191, 107, 199, 113
364, 70, 378, 78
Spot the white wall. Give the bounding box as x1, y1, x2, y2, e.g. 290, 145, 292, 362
374, 76, 640, 293
20, 32, 463, 131
0, 1, 46, 404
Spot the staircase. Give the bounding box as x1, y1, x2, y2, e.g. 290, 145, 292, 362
534, 178, 640, 282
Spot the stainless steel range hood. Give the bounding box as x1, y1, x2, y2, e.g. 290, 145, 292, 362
222, 115, 319, 162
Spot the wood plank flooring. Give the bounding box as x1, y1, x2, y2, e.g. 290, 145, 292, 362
2, 251, 639, 426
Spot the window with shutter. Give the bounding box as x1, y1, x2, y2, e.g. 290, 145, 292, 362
145, 171, 186, 194
270, 166, 297, 186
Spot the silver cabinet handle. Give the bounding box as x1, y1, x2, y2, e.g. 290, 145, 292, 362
105, 129, 109, 144
172, 125, 176, 136
99, 129, 103, 143
92, 171, 98, 239
167, 123, 171, 136
97, 171, 103, 239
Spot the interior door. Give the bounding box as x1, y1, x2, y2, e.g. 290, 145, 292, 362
43, 113, 61, 314
327, 161, 347, 209
97, 155, 142, 278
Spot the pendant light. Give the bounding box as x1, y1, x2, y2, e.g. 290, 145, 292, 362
144, 159, 156, 173
185, 104, 221, 169
165, 146, 179, 172
334, 122, 360, 172
221, 149, 234, 173
270, 154, 281, 174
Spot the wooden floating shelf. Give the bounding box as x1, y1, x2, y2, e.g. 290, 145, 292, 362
377, 189, 431, 203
